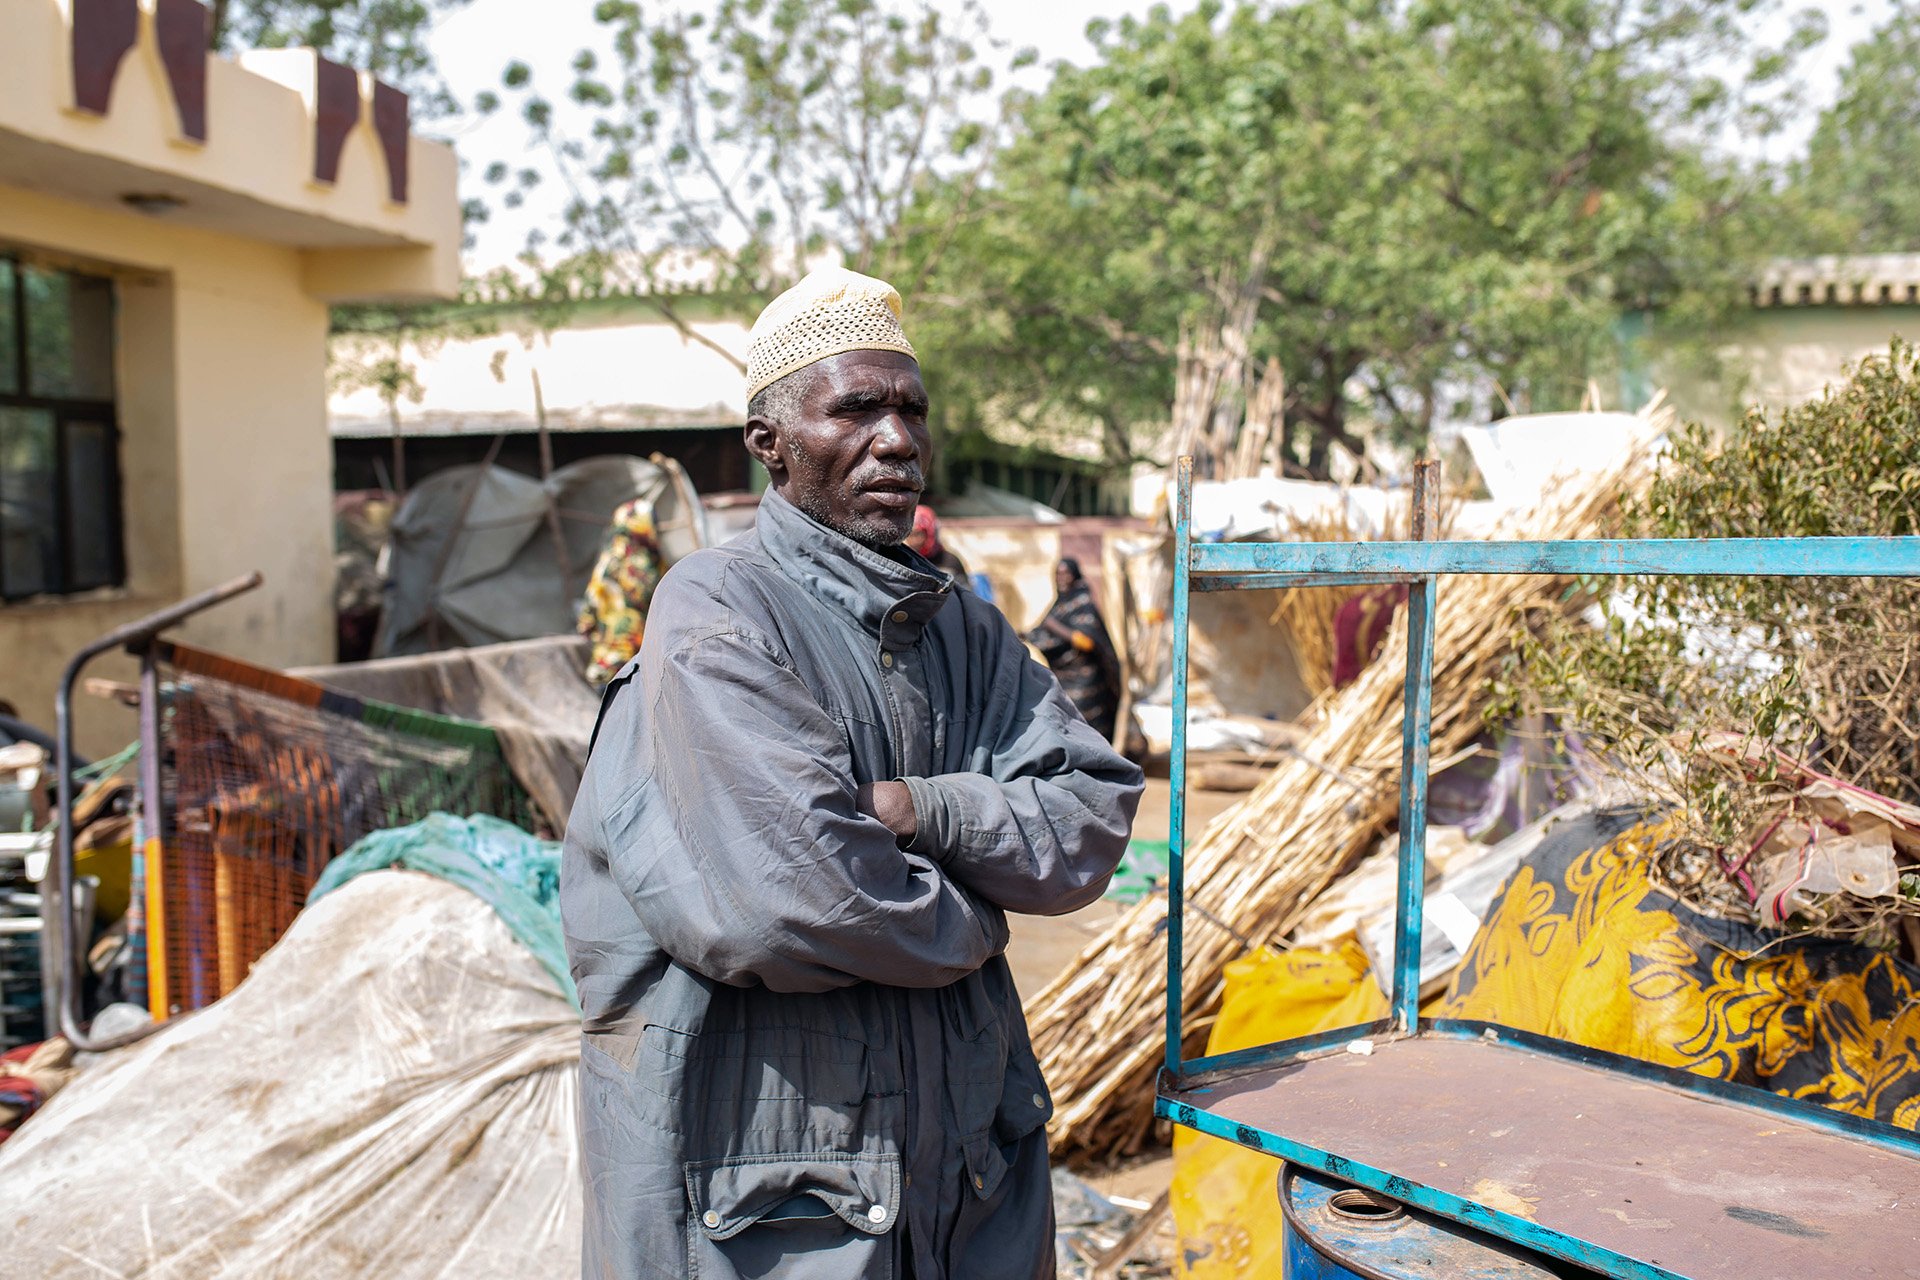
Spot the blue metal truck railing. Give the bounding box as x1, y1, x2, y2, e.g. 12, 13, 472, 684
1155, 455, 1920, 1278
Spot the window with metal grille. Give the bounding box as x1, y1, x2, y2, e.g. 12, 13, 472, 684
0, 256, 124, 602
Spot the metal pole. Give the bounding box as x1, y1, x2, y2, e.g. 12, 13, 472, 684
1391, 460, 1442, 1031
387, 387, 407, 497
533, 368, 571, 589
138, 643, 167, 1023
1165, 456, 1194, 1076
51, 572, 262, 1052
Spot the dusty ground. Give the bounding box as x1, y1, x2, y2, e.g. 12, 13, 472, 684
1004, 776, 1243, 1004
1003, 777, 1251, 1228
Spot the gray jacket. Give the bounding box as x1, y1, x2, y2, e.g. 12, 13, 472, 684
561, 491, 1143, 1279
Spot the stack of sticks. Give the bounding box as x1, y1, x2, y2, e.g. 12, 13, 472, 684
1025, 444, 1659, 1162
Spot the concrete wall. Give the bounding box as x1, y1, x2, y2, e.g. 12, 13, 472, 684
0, 0, 463, 753
1186, 588, 1314, 723
0, 186, 334, 753
940, 521, 1062, 634
1666, 307, 1920, 427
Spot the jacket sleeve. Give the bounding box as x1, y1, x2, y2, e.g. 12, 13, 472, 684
900, 642, 1144, 917
599, 626, 1009, 993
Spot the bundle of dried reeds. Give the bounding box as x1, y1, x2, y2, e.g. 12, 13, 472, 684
1026, 448, 1657, 1163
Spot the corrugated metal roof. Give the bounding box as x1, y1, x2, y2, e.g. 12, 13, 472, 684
1751, 254, 1920, 308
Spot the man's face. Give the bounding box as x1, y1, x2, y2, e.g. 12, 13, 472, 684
748, 350, 931, 548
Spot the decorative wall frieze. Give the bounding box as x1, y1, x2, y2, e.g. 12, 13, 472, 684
151, 0, 209, 141
313, 56, 360, 185
59, 0, 412, 203
67, 0, 139, 118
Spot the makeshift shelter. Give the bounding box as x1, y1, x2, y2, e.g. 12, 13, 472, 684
377, 454, 707, 657
294, 634, 600, 835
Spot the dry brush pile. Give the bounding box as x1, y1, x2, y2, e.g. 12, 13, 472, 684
1490, 342, 1920, 942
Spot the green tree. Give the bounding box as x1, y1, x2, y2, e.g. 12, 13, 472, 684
909, 0, 1817, 476
486, 0, 1007, 372
1792, 2, 1920, 252
208, 0, 474, 115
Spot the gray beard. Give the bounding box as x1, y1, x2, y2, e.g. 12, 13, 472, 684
785, 483, 907, 550
780, 435, 910, 549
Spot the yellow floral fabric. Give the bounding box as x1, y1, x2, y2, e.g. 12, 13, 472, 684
1441, 810, 1920, 1129
578, 500, 664, 687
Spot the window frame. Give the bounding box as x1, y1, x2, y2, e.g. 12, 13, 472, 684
0, 255, 126, 603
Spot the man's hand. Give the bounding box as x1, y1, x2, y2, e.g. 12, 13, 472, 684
855, 781, 919, 844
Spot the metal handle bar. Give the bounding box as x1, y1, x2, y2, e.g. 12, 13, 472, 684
49, 573, 263, 1051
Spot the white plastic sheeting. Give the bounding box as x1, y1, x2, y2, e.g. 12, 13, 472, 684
1458, 411, 1665, 510
1189, 476, 1401, 542
1182, 410, 1665, 545
0, 871, 581, 1278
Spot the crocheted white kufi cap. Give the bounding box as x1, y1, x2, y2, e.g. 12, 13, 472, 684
746, 266, 917, 400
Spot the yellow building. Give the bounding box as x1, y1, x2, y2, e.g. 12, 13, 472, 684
1, 0, 461, 752
1666, 254, 1920, 426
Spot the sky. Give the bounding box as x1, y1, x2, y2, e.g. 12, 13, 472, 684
424, 0, 1895, 271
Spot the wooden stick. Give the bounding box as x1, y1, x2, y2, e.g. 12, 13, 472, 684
1091, 1189, 1173, 1279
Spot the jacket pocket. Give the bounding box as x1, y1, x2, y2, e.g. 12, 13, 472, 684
943, 976, 1057, 1146
992, 1040, 1053, 1146
685, 1151, 899, 1279
648, 1023, 874, 1154
944, 980, 1011, 1135
961, 1131, 1011, 1201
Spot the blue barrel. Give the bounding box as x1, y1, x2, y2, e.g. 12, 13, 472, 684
1280, 1164, 1567, 1279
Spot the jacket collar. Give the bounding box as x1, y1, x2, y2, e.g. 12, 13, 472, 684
756, 490, 952, 650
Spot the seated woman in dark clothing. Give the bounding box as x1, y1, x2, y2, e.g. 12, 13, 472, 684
1025, 557, 1123, 743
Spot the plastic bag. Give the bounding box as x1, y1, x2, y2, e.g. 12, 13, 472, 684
1168, 942, 1387, 1278
310, 812, 576, 1006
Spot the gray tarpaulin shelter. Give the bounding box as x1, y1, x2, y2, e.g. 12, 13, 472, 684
375, 454, 708, 658
294, 635, 600, 833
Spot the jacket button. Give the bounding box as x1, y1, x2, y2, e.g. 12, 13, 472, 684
880, 652, 894, 668
973, 1174, 984, 1189
1032, 1093, 1046, 1109
702, 1210, 721, 1228
891, 610, 908, 622
867, 1204, 888, 1223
